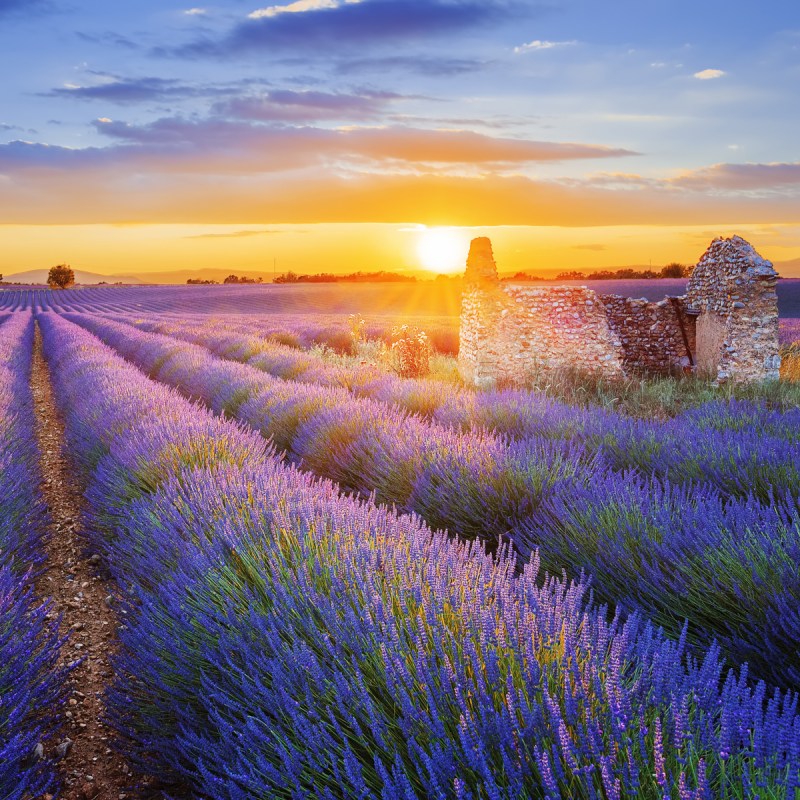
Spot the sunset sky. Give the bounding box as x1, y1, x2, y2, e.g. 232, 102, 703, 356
1, 0, 798, 278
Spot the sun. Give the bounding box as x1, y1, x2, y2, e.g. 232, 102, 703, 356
416, 228, 468, 274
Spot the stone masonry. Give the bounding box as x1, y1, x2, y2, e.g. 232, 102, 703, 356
686, 235, 780, 382
601, 294, 696, 376
458, 235, 781, 386
459, 238, 625, 387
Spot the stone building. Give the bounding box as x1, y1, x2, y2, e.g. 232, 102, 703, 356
458, 235, 780, 387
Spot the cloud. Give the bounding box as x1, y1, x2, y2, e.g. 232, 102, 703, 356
183, 7, 207, 14
76, 31, 141, 49
3, 167, 800, 227
83, 117, 635, 169
0, 120, 636, 183
248, 0, 346, 18
184, 228, 283, 238
567, 172, 659, 190
45, 76, 210, 104
213, 88, 409, 122
693, 68, 726, 80
572, 243, 607, 251
514, 39, 576, 54
335, 55, 486, 77
670, 162, 800, 192
172, 0, 536, 57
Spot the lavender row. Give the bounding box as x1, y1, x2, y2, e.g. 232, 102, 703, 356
118, 314, 800, 504
0, 312, 66, 798
122, 313, 597, 436
66, 312, 578, 543
66, 313, 800, 687
41, 312, 800, 798
156, 311, 461, 355
78, 312, 800, 508
0, 280, 462, 317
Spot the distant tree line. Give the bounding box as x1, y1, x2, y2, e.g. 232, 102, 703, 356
224, 274, 263, 284
505, 263, 692, 282
186, 274, 264, 285
273, 270, 416, 284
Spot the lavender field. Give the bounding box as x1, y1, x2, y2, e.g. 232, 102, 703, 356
1, 289, 800, 798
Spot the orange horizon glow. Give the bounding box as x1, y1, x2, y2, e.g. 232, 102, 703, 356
2, 222, 800, 282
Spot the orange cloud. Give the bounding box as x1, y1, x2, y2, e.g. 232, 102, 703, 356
1, 170, 798, 227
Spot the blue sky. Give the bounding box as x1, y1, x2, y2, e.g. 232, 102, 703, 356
1, 0, 799, 275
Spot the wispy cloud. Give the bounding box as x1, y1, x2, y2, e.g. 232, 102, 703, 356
0, 119, 637, 181
184, 228, 283, 238
172, 1, 539, 57
91, 117, 637, 168
183, 7, 207, 14
335, 55, 486, 76
42, 73, 262, 104
45, 76, 205, 103
76, 31, 140, 50
670, 161, 800, 192
693, 68, 726, 80
248, 0, 351, 19
514, 39, 576, 54
213, 88, 410, 122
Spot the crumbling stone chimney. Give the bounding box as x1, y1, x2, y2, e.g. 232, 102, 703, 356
464, 237, 499, 284
687, 235, 780, 383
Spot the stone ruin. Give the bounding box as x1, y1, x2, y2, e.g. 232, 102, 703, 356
458, 235, 781, 387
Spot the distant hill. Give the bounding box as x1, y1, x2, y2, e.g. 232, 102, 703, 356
776, 258, 800, 276
3, 269, 143, 285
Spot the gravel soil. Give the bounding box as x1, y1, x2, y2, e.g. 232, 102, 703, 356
30, 323, 159, 800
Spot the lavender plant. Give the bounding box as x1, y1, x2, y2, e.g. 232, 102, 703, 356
40, 312, 800, 798
63, 312, 800, 686
0, 312, 66, 798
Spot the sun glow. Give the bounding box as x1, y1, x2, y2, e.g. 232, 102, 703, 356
416, 227, 469, 273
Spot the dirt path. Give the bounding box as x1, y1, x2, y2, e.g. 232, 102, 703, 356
31, 322, 140, 800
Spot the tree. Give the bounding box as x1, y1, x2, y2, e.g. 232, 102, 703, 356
556, 270, 585, 281
223, 274, 240, 284
660, 262, 690, 278
47, 264, 75, 289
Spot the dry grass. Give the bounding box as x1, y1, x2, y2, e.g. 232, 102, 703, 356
780, 344, 800, 382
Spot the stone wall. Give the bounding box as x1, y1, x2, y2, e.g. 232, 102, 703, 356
459, 234, 781, 386
600, 294, 696, 376
686, 236, 780, 382
459, 239, 625, 387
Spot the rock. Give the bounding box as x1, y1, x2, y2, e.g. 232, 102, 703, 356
33, 742, 44, 761
56, 738, 73, 759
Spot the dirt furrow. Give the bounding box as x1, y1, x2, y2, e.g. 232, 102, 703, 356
31, 321, 140, 800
